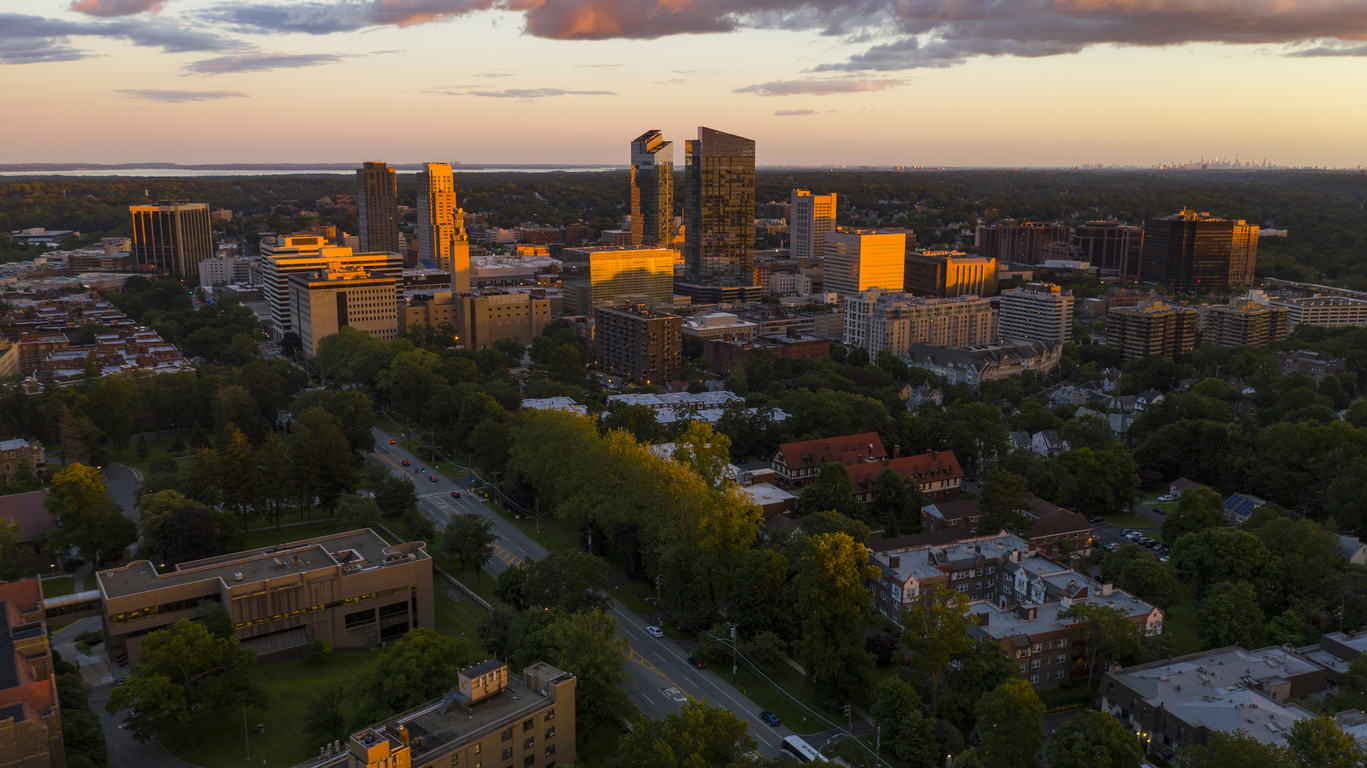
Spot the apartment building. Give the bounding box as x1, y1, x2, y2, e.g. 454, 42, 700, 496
198, 256, 258, 288
1105, 301, 1199, 362
701, 331, 829, 375
770, 432, 887, 488
1140, 209, 1258, 291
847, 449, 964, 503
903, 251, 997, 298
1073, 221, 1142, 277
823, 229, 906, 297
843, 289, 997, 355
919, 495, 1093, 558
905, 339, 1061, 391
0, 439, 45, 483
594, 304, 682, 384
974, 220, 1071, 265
97, 529, 433, 668
1275, 350, 1346, 381
790, 190, 837, 262
357, 161, 400, 255
289, 265, 399, 357
1198, 298, 1290, 347
454, 292, 552, 351
630, 130, 674, 248
0, 577, 64, 768
998, 283, 1073, 344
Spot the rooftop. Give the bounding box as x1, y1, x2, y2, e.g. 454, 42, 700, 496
968, 586, 1156, 641
738, 483, 795, 507
873, 531, 1032, 581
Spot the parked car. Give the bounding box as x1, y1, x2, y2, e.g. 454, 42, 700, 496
645, 626, 664, 638
1106, 543, 1121, 553
687, 657, 706, 669
759, 711, 781, 727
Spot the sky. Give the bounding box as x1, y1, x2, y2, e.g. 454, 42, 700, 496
5, 0, 1367, 167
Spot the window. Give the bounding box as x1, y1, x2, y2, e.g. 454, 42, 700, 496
344, 609, 375, 629
475, 744, 482, 754
544, 727, 555, 740
502, 747, 513, 760
1032, 643, 1042, 653
524, 737, 534, 749
544, 709, 555, 722
502, 729, 513, 742
545, 744, 556, 757
1029, 673, 1040, 683
1178, 726, 1187, 740
1031, 659, 1041, 669
379, 622, 409, 641
524, 757, 535, 767
1019, 665, 1026, 674
1055, 669, 1065, 679
378, 601, 407, 619
1058, 638, 1067, 648
524, 719, 534, 732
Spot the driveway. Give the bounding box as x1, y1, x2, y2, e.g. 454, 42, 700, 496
103, 464, 142, 526
91, 682, 204, 768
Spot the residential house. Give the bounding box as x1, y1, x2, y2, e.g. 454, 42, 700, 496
770, 432, 887, 489
1049, 384, 1091, 407
1031, 430, 1070, 458
0, 490, 51, 554
1074, 407, 1135, 442
849, 450, 965, 503
1337, 535, 1367, 566
1276, 350, 1346, 381
1169, 477, 1207, 498
901, 383, 943, 413
1009, 431, 1032, 453
1223, 493, 1266, 525
1134, 390, 1165, 411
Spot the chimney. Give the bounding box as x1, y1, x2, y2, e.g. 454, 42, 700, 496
889, 556, 901, 568
931, 451, 938, 461
976, 611, 989, 626
1069, 554, 1080, 571
894, 444, 901, 459
1102, 582, 1114, 596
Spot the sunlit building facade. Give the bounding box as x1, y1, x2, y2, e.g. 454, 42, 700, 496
682, 127, 757, 294
904, 250, 998, 298
791, 190, 837, 262
630, 130, 674, 248
129, 201, 213, 275
560, 246, 674, 316
823, 229, 906, 297
416, 162, 470, 291
357, 161, 399, 255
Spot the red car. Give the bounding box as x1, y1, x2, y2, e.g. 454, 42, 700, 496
402, 460, 410, 466
451, 491, 462, 499
389, 439, 396, 445
429, 476, 438, 482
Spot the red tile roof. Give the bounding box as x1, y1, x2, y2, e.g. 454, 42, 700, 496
849, 450, 965, 491
773, 432, 886, 470
0, 490, 51, 543
0, 578, 41, 616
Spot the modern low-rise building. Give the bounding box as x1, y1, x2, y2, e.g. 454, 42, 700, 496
848, 450, 964, 503
701, 331, 829, 375
1265, 294, 1367, 328
199, 256, 258, 288
920, 495, 1092, 558
0, 577, 64, 768
289, 265, 399, 356
261, 236, 403, 340
1105, 301, 1199, 362
1275, 349, 1346, 381
681, 312, 759, 341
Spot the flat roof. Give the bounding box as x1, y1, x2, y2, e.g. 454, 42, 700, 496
739, 484, 795, 506
401, 669, 558, 763
873, 531, 1031, 581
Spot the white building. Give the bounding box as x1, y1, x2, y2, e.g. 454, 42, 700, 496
843, 288, 997, 355
998, 283, 1074, 344
769, 271, 812, 297
681, 312, 759, 341
198, 256, 258, 288
790, 190, 837, 262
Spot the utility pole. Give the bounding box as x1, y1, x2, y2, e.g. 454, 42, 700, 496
729, 623, 738, 683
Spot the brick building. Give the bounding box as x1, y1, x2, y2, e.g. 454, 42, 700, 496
0, 577, 64, 768
593, 304, 682, 385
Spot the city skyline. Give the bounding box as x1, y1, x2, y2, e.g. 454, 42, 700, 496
5, 0, 1367, 168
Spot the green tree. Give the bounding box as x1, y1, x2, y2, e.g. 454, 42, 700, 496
1175, 729, 1296, 768
105, 619, 262, 748
353, 628, 475, 725
975, 679, 1045, 768
1115, 554, 1184, 610
801, 508, 871, 545
303, 686, 348, 747
671, 421, 733, 490
519, 551, 610, 613
375, 476, 419, 519
1198, 581, 1265, 649
938, 640, 1020, 737
870, 467, 926, 536
0, 519, 37, 581
796, 461, 857, 518
441, 513, 498, 582
1170, 528, 1271, 599
1045, 709, 1144, 768
1265, 609, 1307, 646
725, 548, 790, 639
335, 494, 382, 530
792, 532, 878, 706
1060, 601, 1145, 685
184, 447, 222, 509
43, 463, 134, 565
978, 469, 1031, 535
870, 676, 940, 768
220, 427, 258, 531
603, 403, 663, 444
614, 699, 757, 768
255, 432, 292, 530
1287, 715, 1362, 768
541, 609, 632, 736
902, 585, 972, 713
1161, 487, 1225, 543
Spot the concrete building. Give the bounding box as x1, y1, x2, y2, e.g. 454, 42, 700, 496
905, 339, 1061, 391
1265, 294, 1367, 327
998, 283, 1073, 344
630, 130, 674, 248
904, 251, 997, 298
843, 288, 997, 355
1199, 298, 1289, 347
680, 127, 759, 300
97, 529, 433, 668
129, 201, 213, 275
0, 577, 64, 768
594, 304, 682, 385
452, 292, 552, 351
357, 161, 400, 255
561, 247, 674, 316
681, 312, 759, 341
823, 229, 906, 297
260, 236, 403, 340
790, 190, 837, 262
416, 163, 471, 290
1105, 301, 1199, 362
289, 265, 399, 357
307, 660, 574, 768
1073, 221, 1142, 277
1140, 209, 1258, 291
198, 256, 257, 287
0, 439, 44, 483
769, 271, 813, 297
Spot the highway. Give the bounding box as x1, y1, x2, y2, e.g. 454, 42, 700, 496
367, 427, 812, 758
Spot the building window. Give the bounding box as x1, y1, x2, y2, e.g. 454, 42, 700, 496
524, 757, 535, 768
378, 601, 407, 619
1058, 638, 1067, 648
1032, 643, 1042, 653
524, 737, 534, 749
524, 719, 535, 732
502, 729, 513, 742
1030, 674, 1040, 683
1031, 660, 1041, 669
545, 727, 555, 740
475, 744, 482, 754
344, 609, 375, 629
545, 744, 556, 757
1055, 669, 1065, 679
502, 747, 512, 760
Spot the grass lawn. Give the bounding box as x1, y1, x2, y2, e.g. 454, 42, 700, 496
162, 651, 382, 768
236, 521, 347, 552
1162, 591, 1203, 656
432, 581, 490, 654
41, 577, 75, 598
1104, 513, 1158, 530
111, 432, 192, 476
719, 662, 828, 736
82, 573, 98, 592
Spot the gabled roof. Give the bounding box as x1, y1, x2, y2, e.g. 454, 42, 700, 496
1171, 477, 1206, 492
849, 451, 964, 491
0, 490, 50, 543
868, 528, 972, 553
1223, 493, 1266, 520
773, 432, 886, 469
1028, 512, 1093, 538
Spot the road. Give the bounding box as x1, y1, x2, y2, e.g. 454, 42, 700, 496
103, 464, 142, 526
368, 427, 822, 760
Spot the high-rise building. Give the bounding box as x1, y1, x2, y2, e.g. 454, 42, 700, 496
560, 246, 674, 316
289, 264, 399, 356
1199, 298, 1289, 347
904, 251, 998, 298
791, 190, 837, 262
630, 130, 674, 248
416, 163, 470, 292
357, 161, 399, 255
998, 283, 1074, 344
823, 228, 906, 297
1104, 301, 1199, 362
681, 127, 757, 299
1073, 221, 1142, 277
594, 304, 682, 384
260, 235, 403, 339
974, 220, 1071, 265
843, 288, 997, 355
1229, 219, 1259, 286
129, 201, 213, 275
1139, 209, 1258, 291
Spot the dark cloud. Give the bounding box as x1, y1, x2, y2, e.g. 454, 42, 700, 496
183, 52, 348, 74
0, 12, 238, 65
69, 0, 164, 16
736, 77, 902, 96
774, 109, 816, 116
197, 2, 372, 35
115, 88, 249, 101
457, 87, 615, 98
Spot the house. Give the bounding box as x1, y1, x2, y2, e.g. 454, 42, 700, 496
1009, 431, 1032, 453
1049, 384, 1090, 407
1134, 390, 1165, 411
1169, 477, 1207, 498
0, 489, 52, 553
849, 450, 965, 503
1075, 407, 1135, 442
1030, 430, 1070, 458
901, 383, 943, 413
1101, 368, 1121, 393
920, 495, 1093, 557
1223, 493, 1266, 525
1115, 395, 1138, 412
770, 432, 887, 488
1337, 535, 1367, 566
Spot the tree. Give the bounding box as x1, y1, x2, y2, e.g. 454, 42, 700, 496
796, 461, 857, 518
1114, 554, 1184, 610
725, 548, 790, 639
0, 519, 37, 581
615, 699, 758, 768
303, 686, 348, 747
671, 422, 733, 490
375, 476, 419, 519
1286, 716, 1362, 768
441, 514, 498, 582
164, 504, 221, 565
792, 532, 878, 706
1169, 528, 1271, 600
335, 494, 382, 531
902, 585, 972, 713
801, 508, 871, 545
975, 679, 1045, 768
1175, 729, 1296, 768
105, 619, 262, 748
184, 448, 222, 509
978, 469, 1031, 535
1161, 487, 1225, 543
353, 628, 475, 725
1045, 709, 1144, 768
1265, 609, 1307, 646
939, 640, 1020, 736
43, 464, 134, 565
870, 467, 926, 536
519, 552, 610, 613
603, 403, 663, 444
541, 609, 632, 734
1059, 602, 1145, 685
870, 676, 940, 768
220, 428, 258, 531
255, 432, 292, 530
1198, 581, 1265, 649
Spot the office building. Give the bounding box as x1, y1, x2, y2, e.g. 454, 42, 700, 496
416, 163, 471, 291
290, 265, 399, 356
0, 577, 64, 768
630, 130, 674, 248
998, 283, 1073, 344
680, 127, 758, 299
1074, 221, 1142, 277
261, 236, 403, 340
974, 220, 1071, 265
1267, 294, 1367, 327
319, 661, 574, 768
823, 229, 906, 297
1199, 298, 1290, 347
452, 292, 552, 351
843, 288, 997, 355
129, 201, 213, 275
1140, 209, 1259, 291
790, 190, 837, 262
98, 529, 432, 668
680, 312, 759, 341
906, 339, 1061, 390
904, 251, 997, 298
357, 161, 400, 255
1230, 219, 1259, 285
561, 246, 674, 316
594, 304, 682, 384
198, 256, 257, 288
1104, 301, 1199, 362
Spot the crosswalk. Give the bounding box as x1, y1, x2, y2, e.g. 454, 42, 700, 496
418, 492, 449, 499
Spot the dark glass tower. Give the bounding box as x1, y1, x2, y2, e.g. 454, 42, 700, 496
630, 130, 674, 248
1073, 221, 1142, 277
129, 201, 212, 275
357, 161, 399, 254
1140, 210, 1235, 290
683, 127, 756, 288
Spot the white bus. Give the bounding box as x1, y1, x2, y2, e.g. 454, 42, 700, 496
780, 735, 828, 763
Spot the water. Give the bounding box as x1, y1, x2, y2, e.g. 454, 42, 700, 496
0, 167, 625, 177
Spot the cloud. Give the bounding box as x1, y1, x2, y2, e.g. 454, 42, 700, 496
736, 77, 902, 96
774, 109, 816, 116
457, 88, 615, 98
183, 52, 348, 74
0, 12, 238, 65
196, 2, 372, 35
69, 0, 164, 16
473, 71, 514, 77
115, 88, 248, 101
1288, 42, 1367, 57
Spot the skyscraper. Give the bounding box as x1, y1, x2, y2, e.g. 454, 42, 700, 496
791, 190, 837, 261
1140, 209, 1257, 291
357, 161, 399, 254
129, 201, 213, 275
1073, 221, 1142, 277
682, 127, 757, 300
416, 162, 471, 292
630, 130, 674, 248
823, 228, 906, 297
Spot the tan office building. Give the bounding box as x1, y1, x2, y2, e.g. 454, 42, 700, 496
1105, 301, 1199, 362
561, 246, 674, 316
595, 304, 682, 384
791, 190, 837, 262
824, 229, 906, 297
97, 529, 433, 669
129, 201, 213, 276
454, 292, 552, 351
261, 237, 404, 340
843, 288, 997, 355
904, 251, 998, 298
1199, 298, 1289, 348
416, 162, 471, 291
290, 265, 399, 357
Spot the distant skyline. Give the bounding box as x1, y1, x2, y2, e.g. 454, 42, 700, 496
5, 0, 1367, 167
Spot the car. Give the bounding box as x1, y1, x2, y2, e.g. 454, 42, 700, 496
389, 439, 396, 445
1122, 529, 1135, 537
114, 677, 126, 686
402, 460, 410, 466
645, 626, 664, 638
429, 476, 438, 482
467, 512, 478, 519
451, 491, 462, 499
687, 656, 706, 669
1160, 556, 1170, 563
759, 711, 781, 727
1106, 543, 1120, 553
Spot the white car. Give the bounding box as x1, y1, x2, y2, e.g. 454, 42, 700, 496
645, 626, 664, 638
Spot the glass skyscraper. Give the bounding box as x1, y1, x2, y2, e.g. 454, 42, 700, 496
630, 130, 673, 248
129, 201, 212, 275
683, 127, 756, 289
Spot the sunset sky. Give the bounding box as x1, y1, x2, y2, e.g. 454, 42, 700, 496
5, 0, 1367, 167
